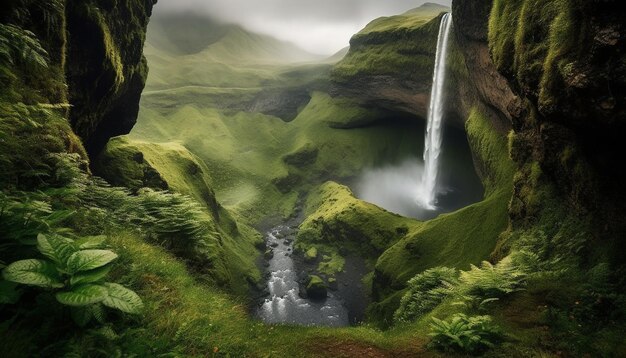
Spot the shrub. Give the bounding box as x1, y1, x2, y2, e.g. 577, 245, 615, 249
429, 313, 503, 354
2, 233, 143, 326
394, 267, 458, 323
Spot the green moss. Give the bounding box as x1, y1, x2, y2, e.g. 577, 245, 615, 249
489, 0, 585, 109
318, 252, 346, 277
283, 143, 319, 167
84, 4, 125, 90
94, 136, 262, 296
297, 182, 417, 258
304, 246, 318, 261
94, 136, 167, 192
332, 8, 443, 83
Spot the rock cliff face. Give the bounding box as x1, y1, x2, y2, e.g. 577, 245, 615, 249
454, 0, 626, 262
366, 0, 626, 324
0, 0, 155, 163
65, 0, 156, 158
330, 4, 445, 124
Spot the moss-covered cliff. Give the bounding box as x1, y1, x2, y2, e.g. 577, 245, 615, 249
0, 0, 155, 182
486, 0, 626, 263
330, 4, 446, 123
65, 0, 156, 158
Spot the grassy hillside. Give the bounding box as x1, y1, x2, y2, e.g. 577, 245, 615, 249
143, 12, 322, 92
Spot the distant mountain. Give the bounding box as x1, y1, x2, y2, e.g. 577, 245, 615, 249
325, 47, 350, 63
145, 12, 321, 64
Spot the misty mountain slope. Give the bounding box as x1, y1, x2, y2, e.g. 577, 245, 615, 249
143, 13, 324, 91
147, 13, 319, 63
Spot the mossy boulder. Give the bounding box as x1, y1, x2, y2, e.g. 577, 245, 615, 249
306, 275, 327, 300
94, 136, 168, 192
96, 136, 220, 213
328, 277, 338, 291
304, 247, 318, 262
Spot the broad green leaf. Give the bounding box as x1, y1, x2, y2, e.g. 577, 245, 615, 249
2, 259, 63, 288
66, 250, 118, 273
102, 282, 143, 314
56, 284, 107, 306
37, 234, 77, 265
75, 235, 107, 249
70, 265, 111, 286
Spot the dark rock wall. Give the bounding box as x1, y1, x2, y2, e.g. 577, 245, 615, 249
65, 0, 156, 159
454, 0, 626, 263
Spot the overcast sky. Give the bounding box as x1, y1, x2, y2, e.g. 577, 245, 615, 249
153, 0, 451, 55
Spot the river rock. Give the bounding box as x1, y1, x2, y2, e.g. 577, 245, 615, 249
304, 247, 318, 262
306, 275, 327, 300
328, 277, 338, 291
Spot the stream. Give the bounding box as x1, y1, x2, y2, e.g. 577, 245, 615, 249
256, 224, 368, 327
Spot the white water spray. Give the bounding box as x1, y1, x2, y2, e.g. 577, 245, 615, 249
418, 13, 453, 209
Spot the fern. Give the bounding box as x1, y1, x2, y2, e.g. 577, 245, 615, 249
429, 313, 503, 354
0, 23, 49, 71
394, 267, 459, 323
456, 256, 526, 301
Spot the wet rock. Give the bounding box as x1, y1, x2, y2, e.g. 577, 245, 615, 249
306, 275, 327, 300
264, 249, 274, 260
270, 242, 279, 248
328, 277, 339, 291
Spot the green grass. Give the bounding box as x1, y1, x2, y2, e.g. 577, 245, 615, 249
132, 91, 424, 224
358, 4, 448, 35
332, 4, 445, 82
46, 230, 434, 357
95, 136, 263, 296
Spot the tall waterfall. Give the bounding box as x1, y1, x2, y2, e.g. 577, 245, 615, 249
418, 13, 452, 209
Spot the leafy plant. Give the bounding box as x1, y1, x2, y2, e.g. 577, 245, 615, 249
456, 256, 526, 303
0, 191, 73, 246
2, 233, 143, 326
0, 23, 49, 72
136, 188, 216, 255
394, 267, 458, 323
453, 296, 500, 312
429, 313, 503, 354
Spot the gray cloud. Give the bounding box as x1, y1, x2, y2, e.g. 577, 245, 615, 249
153, 0, 451, 55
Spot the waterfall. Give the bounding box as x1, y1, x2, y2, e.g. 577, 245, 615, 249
418, 13, 453, 209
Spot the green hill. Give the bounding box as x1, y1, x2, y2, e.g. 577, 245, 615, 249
143, 13, 325, 92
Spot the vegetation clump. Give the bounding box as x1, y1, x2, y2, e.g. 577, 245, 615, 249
394, 267, 458, 323
3, 233, 143, 326
429, 313, 503, 354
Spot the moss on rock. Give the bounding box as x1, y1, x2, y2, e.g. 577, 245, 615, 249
306, 275, 327, 300
65, 0, 156, 158
331, 5, 447, 118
